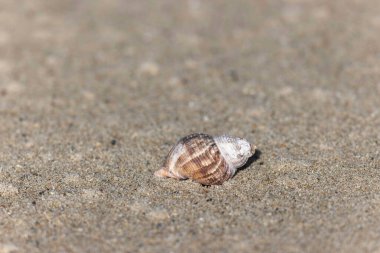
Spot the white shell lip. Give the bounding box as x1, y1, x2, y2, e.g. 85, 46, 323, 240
214, 135, 255, 173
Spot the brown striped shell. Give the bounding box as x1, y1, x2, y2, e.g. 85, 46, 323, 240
154, 133, 256, 185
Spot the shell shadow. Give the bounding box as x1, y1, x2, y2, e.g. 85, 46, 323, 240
235, 149, 261, 175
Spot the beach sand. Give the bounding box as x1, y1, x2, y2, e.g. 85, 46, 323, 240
0, 0, 379, 252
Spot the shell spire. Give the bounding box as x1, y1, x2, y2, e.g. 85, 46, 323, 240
155, 133, 256, 185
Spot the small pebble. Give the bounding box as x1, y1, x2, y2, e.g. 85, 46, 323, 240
138, 61, 160, 76
0, 183, 19, 197
0, 243, 18, 253
230, 70, 239, 82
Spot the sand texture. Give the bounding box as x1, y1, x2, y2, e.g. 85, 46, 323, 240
0, 0, 380, 252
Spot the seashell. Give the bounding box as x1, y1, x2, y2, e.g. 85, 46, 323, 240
154, 133, 256, 185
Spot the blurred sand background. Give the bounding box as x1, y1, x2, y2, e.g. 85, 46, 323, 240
0, 0, 380, 252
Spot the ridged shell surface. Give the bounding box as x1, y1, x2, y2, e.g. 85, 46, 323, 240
155, 133, 255, 185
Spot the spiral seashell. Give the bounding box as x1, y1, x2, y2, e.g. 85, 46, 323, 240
154, 133, 256, 185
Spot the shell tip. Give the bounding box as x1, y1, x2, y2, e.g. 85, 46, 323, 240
154, 167, 170, 178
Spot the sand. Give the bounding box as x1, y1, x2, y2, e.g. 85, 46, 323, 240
0, 0, 379, 252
